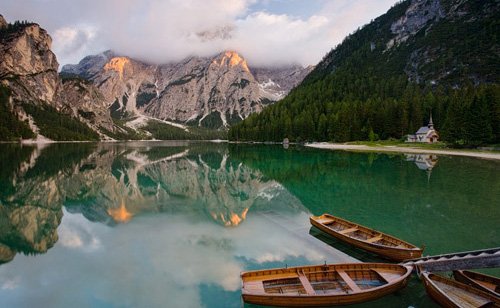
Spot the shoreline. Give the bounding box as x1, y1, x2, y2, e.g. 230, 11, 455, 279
0, 139, 230, 145
305, 142, 500, 161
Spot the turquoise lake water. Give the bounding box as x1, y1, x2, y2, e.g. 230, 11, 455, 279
0, 142, 498, 307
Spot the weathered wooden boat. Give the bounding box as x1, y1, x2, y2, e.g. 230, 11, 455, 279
453, 270, 500, 298
310, 214, 423, 262
421, 272, 500, 307
241, 262, 413, 307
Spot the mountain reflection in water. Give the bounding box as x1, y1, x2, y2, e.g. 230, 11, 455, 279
0, 142, 306, 265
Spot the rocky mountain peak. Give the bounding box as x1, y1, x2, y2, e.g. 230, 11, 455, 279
212, 51, 250, 73
103, 56, 131, 80
61, 50, 115, 79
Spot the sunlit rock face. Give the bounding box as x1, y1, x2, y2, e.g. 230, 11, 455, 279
144, 51, 265, 126
0, 21, 59, 105
0, 16, 119, 139
62, 50, 115, 80
62, 51, 312, 128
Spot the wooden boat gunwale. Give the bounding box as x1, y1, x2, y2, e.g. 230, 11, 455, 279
241, 262, 413, 307
453, 270, 500, 297
420, 271, 500, 308
310, 213, 423, 261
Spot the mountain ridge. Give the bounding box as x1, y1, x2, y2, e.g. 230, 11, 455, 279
62, 50, 313, 129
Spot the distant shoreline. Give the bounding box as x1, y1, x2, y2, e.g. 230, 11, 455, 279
305, 143, 500, 161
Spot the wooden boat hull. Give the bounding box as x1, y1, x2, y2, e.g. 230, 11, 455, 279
241, 263, 413, 307
421, 272, 500, 308
310, 214, 423, 262
453, 270, 500, 298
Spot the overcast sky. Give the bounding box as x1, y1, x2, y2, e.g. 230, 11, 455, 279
1, 0, 399, 67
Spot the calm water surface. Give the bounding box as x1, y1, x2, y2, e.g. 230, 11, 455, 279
0, 142, 498, 307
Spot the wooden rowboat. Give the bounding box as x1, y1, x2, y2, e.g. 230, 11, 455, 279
421, 272, 500, 308
241, 263, 412, 307
310, 214, 423, 262
453, 270, 500, 298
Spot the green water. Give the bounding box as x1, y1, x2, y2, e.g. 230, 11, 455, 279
0, 142, 498, 307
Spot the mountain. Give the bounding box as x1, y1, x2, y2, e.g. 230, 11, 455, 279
0, 13, 311, 141
0, 15, 118, 141
62, 51, 313, 129
229, 0, 499, 145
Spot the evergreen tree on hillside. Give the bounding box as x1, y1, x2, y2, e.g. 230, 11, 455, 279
465, 95, 493, 145
229, 0, 499, 146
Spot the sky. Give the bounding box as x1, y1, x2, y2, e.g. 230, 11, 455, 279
1, 0, 399, 67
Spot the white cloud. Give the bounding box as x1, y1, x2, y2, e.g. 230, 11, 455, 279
57, 210, 102, 252
232, 12, 331, 67
0, 210, 350, 307
52, 26, 97, 65
0, 0, 400, 67
1, 277, 20, 290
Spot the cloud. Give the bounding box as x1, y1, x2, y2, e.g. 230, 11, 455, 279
231, 12, 330, 67
57, 210, 102, 251
0, 210, 347, 307
0, 0, 399, 67
52, 26, 96, 65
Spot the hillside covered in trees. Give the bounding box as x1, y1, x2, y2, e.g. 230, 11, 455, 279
229, 0, 500, 146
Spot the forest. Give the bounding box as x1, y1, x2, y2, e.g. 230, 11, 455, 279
228, 81, 499, 147
229, 0, 499, 147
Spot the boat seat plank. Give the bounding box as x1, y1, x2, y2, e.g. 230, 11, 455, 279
337, 270, 362, 292
297, 270, 316, 295
244, 272, 298, 282
339, 227, 359, 234
365, 236, 383, 243
317, 218, 334, 224
371, 269, 398, 284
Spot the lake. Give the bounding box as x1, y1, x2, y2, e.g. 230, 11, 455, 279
0, 141, 499, 307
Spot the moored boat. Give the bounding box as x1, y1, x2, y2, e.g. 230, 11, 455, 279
241, 262, 413, 307
453, 270, 500, 298
421, 272, 500, 307
310, 214, 423, 262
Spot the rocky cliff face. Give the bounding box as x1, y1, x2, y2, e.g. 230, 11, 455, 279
63, 51, 312, 128
252, 65, 314, 100
387, 0, 444, 49
0, 19, 59, 105
0, 15, 119, 140
58, 78, 116, 134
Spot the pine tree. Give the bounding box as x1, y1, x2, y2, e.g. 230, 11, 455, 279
465, 95, 493, 145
